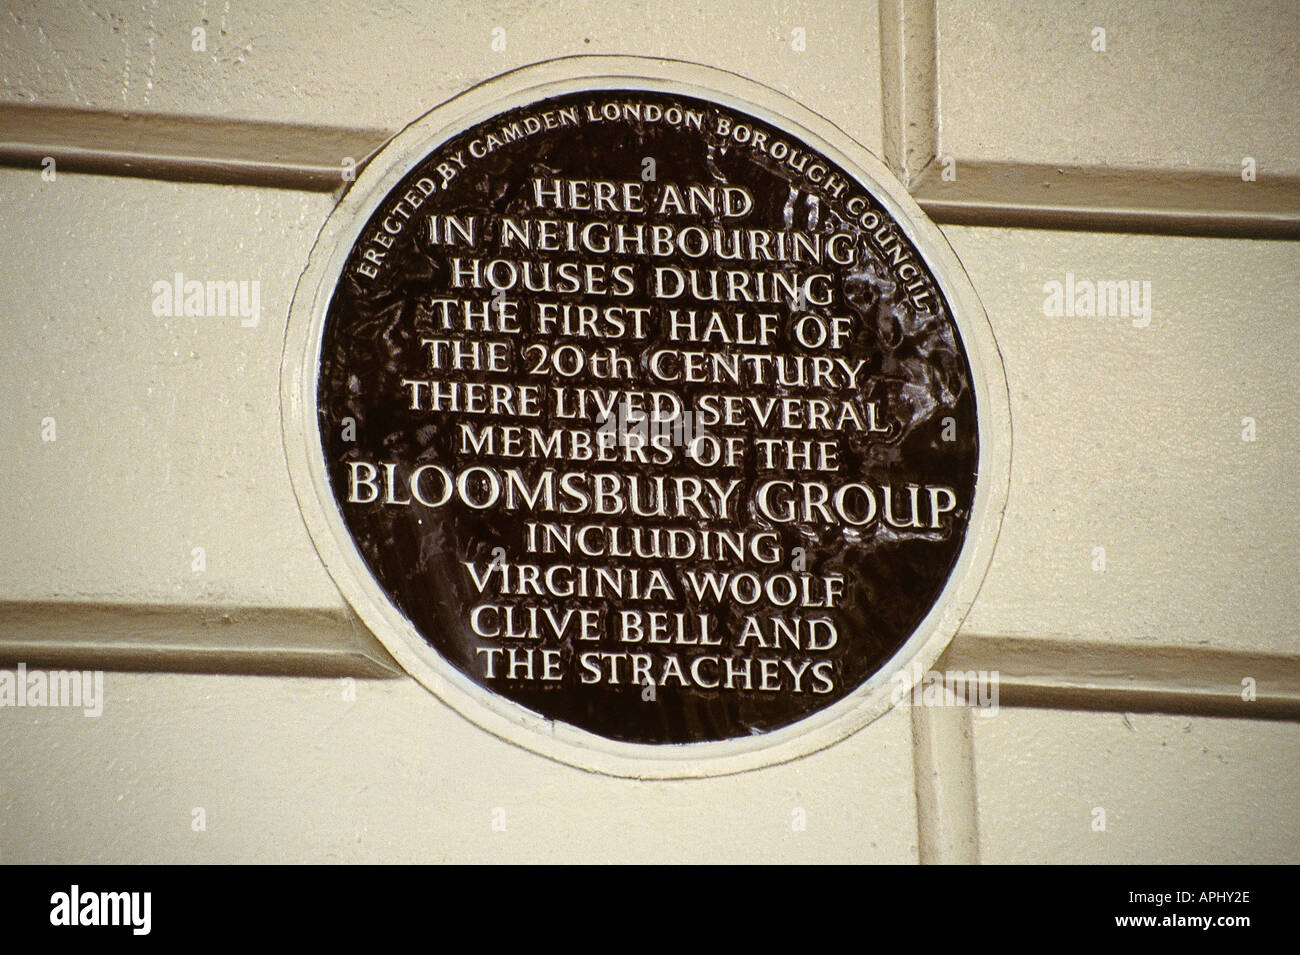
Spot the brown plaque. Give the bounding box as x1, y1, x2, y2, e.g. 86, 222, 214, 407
285, 61, 1008, 768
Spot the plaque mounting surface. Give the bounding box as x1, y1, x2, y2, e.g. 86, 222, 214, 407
282, 58, 1009, 777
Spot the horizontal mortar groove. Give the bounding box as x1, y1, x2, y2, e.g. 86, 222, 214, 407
913, 159, 1300, 239
4, 106, 1298, 239
942, 634, 1300, 721
0, 103, 389, 191
3, 600, 1296, 720
0, 600, 400, 678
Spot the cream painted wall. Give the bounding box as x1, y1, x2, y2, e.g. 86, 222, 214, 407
1, 0, 1296, 864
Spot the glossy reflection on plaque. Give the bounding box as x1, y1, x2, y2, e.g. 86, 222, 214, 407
317, 90, 978, 744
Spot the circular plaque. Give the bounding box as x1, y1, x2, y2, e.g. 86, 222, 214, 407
282, 58, 1009, 776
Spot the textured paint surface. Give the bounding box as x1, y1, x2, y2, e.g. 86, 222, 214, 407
0, 671, 918, 864
937, 0, 1300, 173
973, 709, 1300, 864
0, 169, 342, 607
0, 0, 883, 157
945, 226, 1300, 655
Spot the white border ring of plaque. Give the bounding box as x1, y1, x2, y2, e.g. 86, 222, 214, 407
281, 56, 1011, 778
